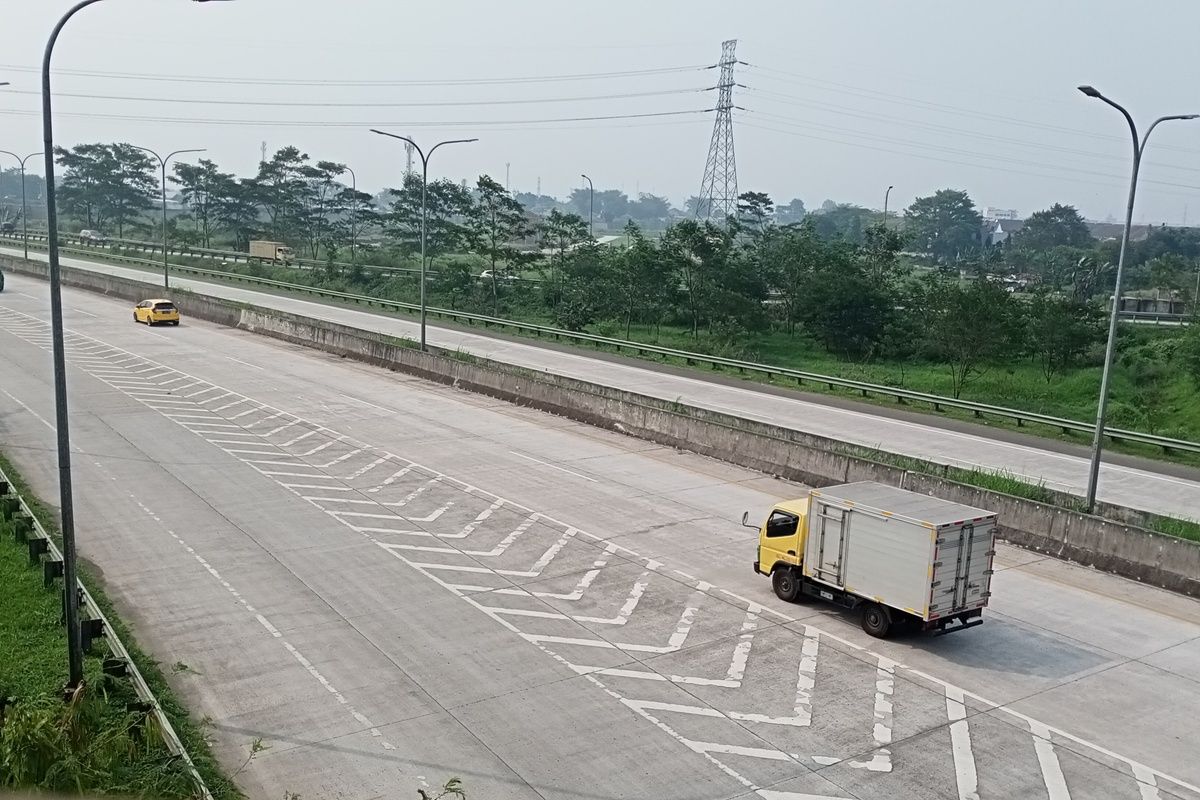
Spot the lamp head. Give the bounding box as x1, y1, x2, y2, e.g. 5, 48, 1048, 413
1078, 85, 1102, 99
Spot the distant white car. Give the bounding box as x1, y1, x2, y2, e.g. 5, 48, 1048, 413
479, 269, 517, 283
79, 229, 107, 244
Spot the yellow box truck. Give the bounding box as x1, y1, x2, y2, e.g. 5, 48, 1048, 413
249, 240, 295, 265
747, 481, 997, 638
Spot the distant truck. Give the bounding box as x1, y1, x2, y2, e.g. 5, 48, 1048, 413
747, 481, 997, 638
249, 240, 295, 265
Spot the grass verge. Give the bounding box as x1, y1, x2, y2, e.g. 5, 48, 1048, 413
0, 451, 240, 800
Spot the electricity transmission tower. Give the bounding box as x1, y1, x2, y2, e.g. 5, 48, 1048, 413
695, 39, 739, 222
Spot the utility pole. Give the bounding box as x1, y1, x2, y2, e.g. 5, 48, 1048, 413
505, 162, 511, 192
260, 141, 267, 166
695, 39, 740, 222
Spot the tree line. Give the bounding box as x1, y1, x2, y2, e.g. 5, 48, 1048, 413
34, 141, 1200, 412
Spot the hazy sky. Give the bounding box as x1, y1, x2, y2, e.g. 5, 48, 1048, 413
5, 0, 1200, 224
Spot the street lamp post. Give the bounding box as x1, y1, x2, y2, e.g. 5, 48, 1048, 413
130, 146, 205, 289
1077, 85, 1198, 513
883, 185, 893, 225
580, 173, 594, 238
42, 0, 231, 691
0, 150, 42, 258
345, 165, 357, 264
370, 130, 477, 351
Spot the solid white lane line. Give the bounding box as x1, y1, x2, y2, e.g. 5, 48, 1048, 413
224, 356, 258, 369
509, 450, 598, 482
945, 686, 980, 800
1029, 721, 1072, 800
1, 389, 55, 431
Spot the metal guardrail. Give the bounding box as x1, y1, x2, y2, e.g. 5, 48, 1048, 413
0, 468, 213, 800
2, 231, 547, 284
4, 232, 1199, 455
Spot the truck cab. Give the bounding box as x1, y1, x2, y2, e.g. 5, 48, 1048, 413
751, 497, 810, 602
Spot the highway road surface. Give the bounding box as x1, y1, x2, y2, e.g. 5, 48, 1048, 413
5, 244, 1200, 524
2, 271, 1198, 800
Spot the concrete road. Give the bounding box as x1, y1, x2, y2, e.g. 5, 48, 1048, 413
4, 245, 1199, 523
2, 272, 1198, 800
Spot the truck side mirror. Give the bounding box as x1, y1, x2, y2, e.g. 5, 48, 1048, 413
741, 511, 754, 529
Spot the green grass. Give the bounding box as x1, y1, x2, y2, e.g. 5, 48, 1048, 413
0, 452, 240, 800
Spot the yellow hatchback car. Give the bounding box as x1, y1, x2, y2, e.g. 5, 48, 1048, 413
133, 299, 181, 326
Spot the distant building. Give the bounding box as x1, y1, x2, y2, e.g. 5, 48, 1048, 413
982, 207, 1019, 220
982, 218, 1024, 246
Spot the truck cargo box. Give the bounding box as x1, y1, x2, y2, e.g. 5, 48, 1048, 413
803, 482, 997, 623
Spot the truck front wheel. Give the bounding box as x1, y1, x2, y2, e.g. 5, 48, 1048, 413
771, 567, 801, 603
860, 603, 892, 638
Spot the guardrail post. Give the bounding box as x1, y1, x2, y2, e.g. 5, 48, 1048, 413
44, 557, 64, 589
28, 536, 49, 566
80, 618, 104, 654
11, 515, 32, 542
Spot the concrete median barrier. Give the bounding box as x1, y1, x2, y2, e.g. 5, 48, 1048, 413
3, 253, 1197, 596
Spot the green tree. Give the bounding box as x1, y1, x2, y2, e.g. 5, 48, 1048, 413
1013, 203, 1093, 252
776, 197, 807, 225
1026, 293, 1105, 382
55, 142, 156, 236
736, 191, 774, 235
808, 203, 873, 245
798, 240, 895, 357
214, 178, 261, 251
756, 220, 823, 335
537, 209, 589, 307
386, 173, 472, 267
612, 220, 672, 338
467, 175, 533, 313
627, 193, 672, 224
298, 160, 354, 259
924, 277, 1019, 397
904, 189, 982, 263
570, 187, 628, 225
171, 159, 235, 248
254, 146, 310, 242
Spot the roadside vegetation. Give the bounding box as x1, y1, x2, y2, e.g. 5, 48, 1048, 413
0, 453, 238, 799
10, 145, 1200, 447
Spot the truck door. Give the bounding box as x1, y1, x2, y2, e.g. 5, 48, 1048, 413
759, 509, 801, 573
809, 502, 848, 587
931, 522, 995, 615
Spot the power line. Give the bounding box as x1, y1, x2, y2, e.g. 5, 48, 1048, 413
0, 107, 712, 129
0, 62, 708, 88
739, 119, 1200, 198
744, 63, 1200, 157
0, 86, 707, 109
746, 87, 1200, 174
747, 108, 1200, 182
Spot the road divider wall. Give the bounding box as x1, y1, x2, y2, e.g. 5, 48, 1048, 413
5, 254, 1196, 596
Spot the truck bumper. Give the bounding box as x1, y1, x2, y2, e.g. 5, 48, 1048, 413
925, 608, 984, 635
752, 560, 760, 575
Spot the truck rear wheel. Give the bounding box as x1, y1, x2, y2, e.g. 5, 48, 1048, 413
771, 567, 801, 603
860, 603, 892, 638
